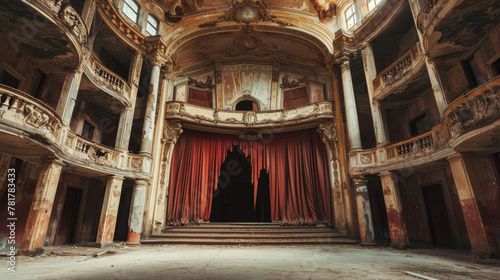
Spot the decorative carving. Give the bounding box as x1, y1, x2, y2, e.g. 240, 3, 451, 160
159, 120, 183, 199
360, 154, 372, 164
243, 111, 257, 124
59, 2, 88, 44
24, 104, 60, 135
421, 0, 439, 14
317, 120, 338, 161
188, 76, 214, 89
447, 84, 500, 138
280, 75, 307, 89
199, 0, 295, 28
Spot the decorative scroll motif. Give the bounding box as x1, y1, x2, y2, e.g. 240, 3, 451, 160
199, 0, 294, 28
158, 120, 183, 209
317, 119, 338, 161
59, 2, 88, 44
447, 84, 500, 138
188, 76, 215, 89
280, 75, 307, 89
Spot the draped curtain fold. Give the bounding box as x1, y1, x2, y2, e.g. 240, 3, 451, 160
167, 129, 332, 225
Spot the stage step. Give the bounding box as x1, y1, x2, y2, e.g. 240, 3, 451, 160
141, 223, 360, 246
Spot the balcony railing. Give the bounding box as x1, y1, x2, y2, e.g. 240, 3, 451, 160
349, 124, 449, 173
0, 85, 150, 177
0, 85, 63, 144
445, 77, 500, 139
165, 101, 335, 130
83, 52, 132, 102
373, 43, 424, 98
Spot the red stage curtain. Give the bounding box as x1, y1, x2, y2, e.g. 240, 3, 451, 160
167, 129, 332, 225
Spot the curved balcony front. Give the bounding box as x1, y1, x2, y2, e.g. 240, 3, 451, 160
165, 101, 336, 134
445, 77, 500, 152
0, 0, 88, 70
98, 0, 145, 49
373, 43, 426, 101
82, 51, 133, 106
0, 84, 151, 179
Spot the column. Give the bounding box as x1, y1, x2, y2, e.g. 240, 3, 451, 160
20, 159, 64, 255
271, 63, 280, 109
379, 172, 409, 248
96, 175, 123, 247
126, 180, 148, 244
215, 62, 223, 109
425, 58, 448, 118
139, 53, 162, 155
115, 53, 144, 151
361, 44, 389, 146
408, 0, 448, 119
81, 0, 97, 28
448, 154, 499, 257
56, 68, 83, 125
340, 59, 362, 150
353, 176, 376, 245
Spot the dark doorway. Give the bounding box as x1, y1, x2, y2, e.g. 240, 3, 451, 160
55, 187, 82, 245
114, 183, 134, 241
210, 146, 254, 222
422, 184, 454, 247
254, 169, 271, 222
235, 100, 258, 111
367, 175, 391, 241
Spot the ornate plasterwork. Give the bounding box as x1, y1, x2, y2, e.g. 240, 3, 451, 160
317, 119, 338, 161
198, 0, 294, 28
59, 2, 88, 44
188, 76, 215, 89
447, 83, 500, 138
280, 75, 307, 89
158, 120, 183, 207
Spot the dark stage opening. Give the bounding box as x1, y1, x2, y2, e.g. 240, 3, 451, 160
422, 184, 455, 248
210, 146, 271, 222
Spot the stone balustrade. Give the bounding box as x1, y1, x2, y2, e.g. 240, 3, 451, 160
83, 52, 132, 103
165, 101, 335, 131
26, 0, 88, 45
445, 77, 500, 140
373, 43, 423, 99
0, 85, 150, 177
349, 124, 450, 174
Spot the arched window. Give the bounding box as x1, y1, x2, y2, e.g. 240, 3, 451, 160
235, 100, 258, 111
146, 14, 159, 36
123, 0, 139, 23
366, 0, 382, 12
345, 4, 357, 30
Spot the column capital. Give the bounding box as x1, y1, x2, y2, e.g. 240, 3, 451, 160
107, 175, 124, 181
134, 179, 149, 187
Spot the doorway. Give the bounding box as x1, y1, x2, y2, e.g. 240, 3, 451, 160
55, 187, 82, 245
422, 184, 454, 247
210, 146, 271, 222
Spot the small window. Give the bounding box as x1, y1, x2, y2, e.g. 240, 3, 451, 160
345, 4, 357, 30
0, 69, 21, 89
409, 113, 428, 137
146, 15, 159, 36
366, 0, 382, 12
123, 0, 139, 23
81, 120, 95, 140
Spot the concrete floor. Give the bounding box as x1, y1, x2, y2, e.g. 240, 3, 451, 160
5, 244, 500, 279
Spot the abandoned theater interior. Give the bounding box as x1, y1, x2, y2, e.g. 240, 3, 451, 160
0, 0, 499, 259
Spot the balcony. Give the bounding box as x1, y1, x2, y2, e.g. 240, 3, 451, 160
165, 101, 335, 132
98, 0, 145, 47
82, 52, 132, 105
349, 124, 452, 175
373, 43, 425, 100
445, 77, 500, 148
0, 85, 151, 178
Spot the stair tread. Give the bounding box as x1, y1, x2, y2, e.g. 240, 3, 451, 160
150, 233, 348, 239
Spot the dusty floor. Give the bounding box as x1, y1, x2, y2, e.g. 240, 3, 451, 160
3, 244, 500, 279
